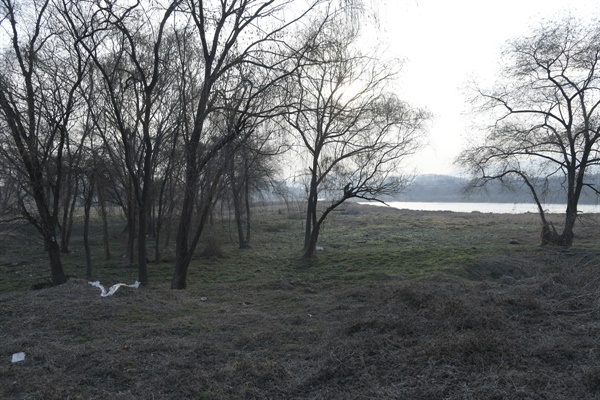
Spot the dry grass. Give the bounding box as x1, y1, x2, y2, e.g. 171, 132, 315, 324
1, 205, 600, 399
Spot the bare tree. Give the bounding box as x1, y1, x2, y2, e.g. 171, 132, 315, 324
458, 17, 600, 246
0, 0, 89, 285
170, 0, 322, 289
286, 12, 428, 259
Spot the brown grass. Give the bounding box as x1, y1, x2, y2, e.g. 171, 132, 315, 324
1, 206, 600, 399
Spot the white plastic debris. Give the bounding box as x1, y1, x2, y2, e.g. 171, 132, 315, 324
88, 280, 140, 297
11, 352, 25, 363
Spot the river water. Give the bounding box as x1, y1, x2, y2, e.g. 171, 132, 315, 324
360, 201, 600, 214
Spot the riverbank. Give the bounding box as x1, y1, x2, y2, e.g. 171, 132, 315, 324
361, 200, 600, 214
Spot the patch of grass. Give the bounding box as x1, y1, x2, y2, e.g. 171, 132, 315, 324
2, 205, 600, 399
262, 221, 290, 232
0, 204, 578, 293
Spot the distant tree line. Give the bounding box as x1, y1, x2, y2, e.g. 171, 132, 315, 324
396, 174, 600, 204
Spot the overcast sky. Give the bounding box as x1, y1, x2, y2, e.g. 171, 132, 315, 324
373, 0, 600, 176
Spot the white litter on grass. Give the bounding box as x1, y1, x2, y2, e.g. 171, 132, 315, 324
88, 280, 140, 297
11, 352, 25, 363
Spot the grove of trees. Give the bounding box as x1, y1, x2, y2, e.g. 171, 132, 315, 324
0, 0, 427, 288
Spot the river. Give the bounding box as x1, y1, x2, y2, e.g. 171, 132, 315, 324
359, 201, 600, 214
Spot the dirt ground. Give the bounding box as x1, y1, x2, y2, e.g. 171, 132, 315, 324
1, 208, 600, 399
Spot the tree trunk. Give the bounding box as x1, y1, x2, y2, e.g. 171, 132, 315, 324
233, 198, 247, 248
171, 252, 190, 290
126, 207, 136, 266
60, 174, 75, 253
172, 184, 217, 289
138, 205, 149, 285
136, 140, 153, 286
154, 221, 162, 262
302, 225, 320, 259
540, 221, 559, 246
83, 180, 94, 279
304, 184, 318, 250
154, 183, 165, 262
244, 176, 251, 247
230, 158, 246, 248
559, 196, 579, 246
147, 201, 155, 237
540, 168, 582, 247
31, 169, 67, 285
232, 181, 249, 249
62, 184, 78, 253
540, 202, 578, 247
97, 184, 111, 260
172, 184, 195, 289
164, 217, 172, 249
47, 239, 67, 286
301, 196, 347, 260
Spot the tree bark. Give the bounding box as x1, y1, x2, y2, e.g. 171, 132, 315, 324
83, 178, 94, 279
302, 225, 320, 259
233, 197, 247, 248
62, 180, 78, 253
172, 172, 196, 289
231, 160, 250, 249
154, 222, 162, 263
137, 205, 149, 285
244, 171, 252, 246
60, 173, 77, 253
302, 193, 348, 259
172, 170, 219, 289
558, 193, 580, 246
126, 206, 136, 266
47, 239, 67, 286
304, 172, 319, 250
97, 183, 112, 260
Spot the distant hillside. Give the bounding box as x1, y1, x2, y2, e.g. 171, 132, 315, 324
393, 174, 600, 204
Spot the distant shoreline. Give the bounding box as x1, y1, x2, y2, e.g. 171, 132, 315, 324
358, 201, 600, 215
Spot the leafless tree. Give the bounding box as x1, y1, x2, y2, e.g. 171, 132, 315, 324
285, 10, 428, 259
458, 17, 600, 246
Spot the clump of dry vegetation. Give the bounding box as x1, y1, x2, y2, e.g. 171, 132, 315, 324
1, 204, 600, 399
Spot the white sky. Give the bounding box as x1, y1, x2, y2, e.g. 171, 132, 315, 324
373, 0, 600, 176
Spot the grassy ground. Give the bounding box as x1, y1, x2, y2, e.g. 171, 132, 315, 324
1, 203, 600, 399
